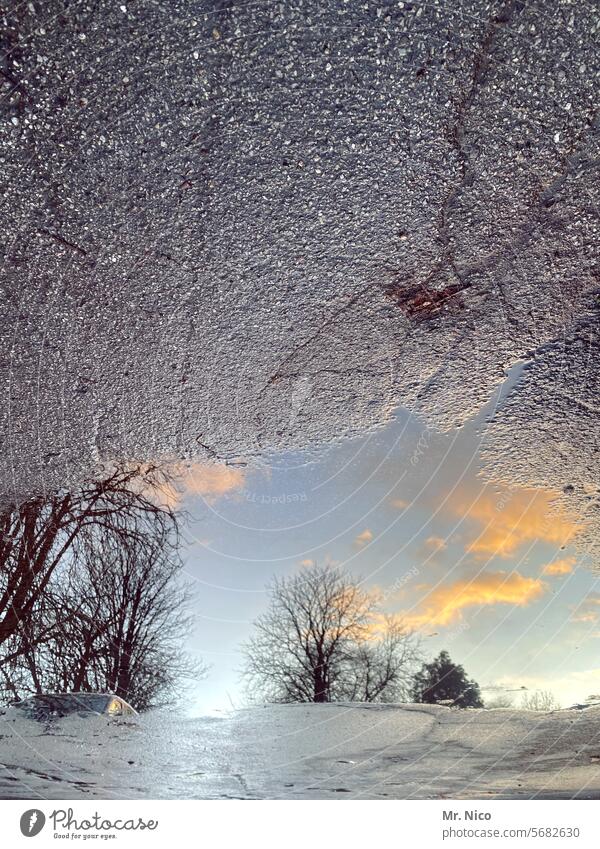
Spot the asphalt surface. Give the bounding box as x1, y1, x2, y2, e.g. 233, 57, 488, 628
1, 1, 599, 545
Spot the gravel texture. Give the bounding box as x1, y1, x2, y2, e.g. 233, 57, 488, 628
1, 1, 599, 544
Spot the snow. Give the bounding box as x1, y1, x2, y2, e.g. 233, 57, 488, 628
2, 703, 600, 800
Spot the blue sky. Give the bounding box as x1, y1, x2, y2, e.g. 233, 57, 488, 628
177, 387, 600, 714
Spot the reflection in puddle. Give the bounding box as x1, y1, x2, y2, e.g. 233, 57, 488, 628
2, 360, 600, 800
0, 464, 201, 712
169, 404, 597, 716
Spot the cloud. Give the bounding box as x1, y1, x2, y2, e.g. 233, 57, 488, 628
543, 556, 576, 576
415, 535, 449, 564
354, 528, 374, 548
573, 613, 598, 624
423, 536, 448, 553
447, 486, 578, 560
390, 498, 409, 510
399, 571, 547, 629
299, 558, 315, 568
141, 461, 245, 508
571, 594, 600, 624
180, 463, 245, 503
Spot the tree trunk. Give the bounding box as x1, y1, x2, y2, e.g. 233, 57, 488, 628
313, 663, 328, 702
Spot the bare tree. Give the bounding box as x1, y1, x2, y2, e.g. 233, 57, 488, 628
0, 463, 205, 709
342, 616, 421, 702
18, 527, 203, 710
77, 522, 201, 710
520, 690, 560, 711
485, 693, 515, 709
242, 565, 420, 704
0, 464, 177, 654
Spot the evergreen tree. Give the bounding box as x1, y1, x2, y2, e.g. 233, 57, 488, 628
411, 650, 483, 708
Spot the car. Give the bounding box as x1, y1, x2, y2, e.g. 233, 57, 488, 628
10, 692, 138, 720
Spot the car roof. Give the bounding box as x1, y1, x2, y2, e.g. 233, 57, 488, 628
17, 693, 138, 714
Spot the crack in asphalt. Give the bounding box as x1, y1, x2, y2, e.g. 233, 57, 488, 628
38, 228, 88, 257
424, 0, 526, 293
263, 280, 383, 390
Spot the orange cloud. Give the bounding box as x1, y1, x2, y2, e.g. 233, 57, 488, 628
448, 487, 578, 559
181, 463, 245, 503
543, 556, 576, 576
423, 536, 448, 553
299, 558, 315, 568
144, 461, 246, 508
399, 571, 547, 629
354, 528, 374, 548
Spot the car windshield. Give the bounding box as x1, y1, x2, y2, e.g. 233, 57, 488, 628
17, 694, 112, 718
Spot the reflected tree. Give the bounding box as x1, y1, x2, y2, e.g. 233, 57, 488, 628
242, 564, 420, 704
411, 650, 484, 708
520, 690, 559, 711
0, 464, 203, 709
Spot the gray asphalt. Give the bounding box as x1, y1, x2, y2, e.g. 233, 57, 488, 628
1, 1, 599, 548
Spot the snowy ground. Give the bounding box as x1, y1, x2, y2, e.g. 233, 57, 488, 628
1, 703, 600, 800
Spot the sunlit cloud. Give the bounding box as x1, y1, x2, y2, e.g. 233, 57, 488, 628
398, 571, 547, 629
571, 594, 600, 624
354, 528, 373, 548
141, 461, 246, 508
299, 558, 315, 568
415, 535, 449, 564
447, 486, 578, 560
180, 463, 245, 504
390, 498, 409, 510
573, 613, 598, 624
423, 536, 448, 553
543, 556, 576, 576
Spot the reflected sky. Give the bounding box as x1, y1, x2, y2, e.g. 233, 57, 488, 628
178, 371, 600, 713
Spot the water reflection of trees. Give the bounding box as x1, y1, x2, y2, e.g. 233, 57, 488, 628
0, 464, 202, 710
